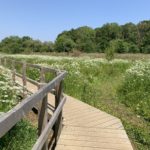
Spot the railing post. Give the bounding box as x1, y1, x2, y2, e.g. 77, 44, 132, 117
12, 60, 16, 84
4, 58, 6, 67
37, 67, 48, 150
38, 84, 48, 150
0, 58, 2, 66
22, 62, 27, 98
40, 67, 45, 83
54, 71, 63, 147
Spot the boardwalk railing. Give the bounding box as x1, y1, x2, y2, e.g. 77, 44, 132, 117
0, 57, 67, 150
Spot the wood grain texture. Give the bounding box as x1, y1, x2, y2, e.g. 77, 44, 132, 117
15, 76, 133, 150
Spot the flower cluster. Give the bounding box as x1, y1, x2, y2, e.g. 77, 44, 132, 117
118, 61, 150, 120
0, 66, 22, 112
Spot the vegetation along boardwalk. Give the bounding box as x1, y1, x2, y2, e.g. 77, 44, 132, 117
0, 58, 133, 150
16, 75, 133, 150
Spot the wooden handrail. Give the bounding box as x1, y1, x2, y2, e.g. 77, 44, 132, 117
0, 57, 67, 150
32, 97, 66, 150
0, 71, 66, 138
15, 72, 40, 86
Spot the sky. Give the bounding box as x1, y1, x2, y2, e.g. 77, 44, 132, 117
0, 0, 149, 42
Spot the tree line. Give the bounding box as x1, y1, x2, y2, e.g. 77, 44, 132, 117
0, 20, 149, 54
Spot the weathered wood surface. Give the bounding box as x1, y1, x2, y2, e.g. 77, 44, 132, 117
0, 71, 66, 139
32, 97, 66, 150
0, 58, 67, 150
15, 76, 133, 150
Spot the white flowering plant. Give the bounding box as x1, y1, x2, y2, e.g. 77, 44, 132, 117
118, 61, 150, 120
0, 67, 22, 112
4, 55, 130, 106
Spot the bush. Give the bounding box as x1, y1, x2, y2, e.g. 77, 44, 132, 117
142, 45, 150, 53
128, 43, 140, 53
105, 41, 115, 61
117, 61, 150, 120
111, 39, 129, 53
105, 47, 115, 61
55, 35, 76, 52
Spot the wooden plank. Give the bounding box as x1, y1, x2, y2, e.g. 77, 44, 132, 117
56, 145, 113, 150
57, 139, 133, 150
58, 134, 130, 144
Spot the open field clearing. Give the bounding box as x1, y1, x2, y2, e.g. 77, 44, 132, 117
0, 54, 150, 150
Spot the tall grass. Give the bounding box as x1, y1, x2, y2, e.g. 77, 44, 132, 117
1, 54, 150, 149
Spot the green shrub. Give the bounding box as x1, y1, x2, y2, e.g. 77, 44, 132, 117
128, 43, 140, 53
105, 41, 115, 61
117, 61, 150, 120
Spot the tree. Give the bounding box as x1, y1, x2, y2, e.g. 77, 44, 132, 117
73, 26, 96, 52
122, 23, 139, 45
56, 26, 96, 52
41, 42, 54, 52
138, 20, 150, 52
0, 36, 23, 53
128, 43, 140, 53
95, 23, 122, 51
55, 35, 76, 52
106, 39, 129, 54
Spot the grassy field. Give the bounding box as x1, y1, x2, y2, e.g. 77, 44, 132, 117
19, 52, 150, 60
0, 53, 150, 150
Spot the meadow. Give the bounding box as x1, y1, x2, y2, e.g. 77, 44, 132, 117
0, 54, 150, 150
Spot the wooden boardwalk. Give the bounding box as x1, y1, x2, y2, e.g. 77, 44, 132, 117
16, 76, 133, 150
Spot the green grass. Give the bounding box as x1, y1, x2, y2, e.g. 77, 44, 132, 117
0, 120, 37, 150
1, 54, 150, 150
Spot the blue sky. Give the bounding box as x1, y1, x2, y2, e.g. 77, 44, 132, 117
0, 0, 149, 42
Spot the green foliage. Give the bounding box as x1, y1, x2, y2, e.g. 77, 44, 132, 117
122, 23, 139, 45
55, 20, 149, 53
117, 61, 150, 121
0, 36, 23, 53
74, 26, 96, 52
55, 26, 96, 52
6, 54, 150, 149
0, 120, 37, 150
105, 39, 130, 60
105, 42, 115, 61
0, 67, 22, 112
55, 35, 76, 52
128, 43, 140, 53
0, 20, 150, 54
95, 23, 122, 51
0, 36, 54, 54
110, 39, 129, 53
124, 122, 150, 150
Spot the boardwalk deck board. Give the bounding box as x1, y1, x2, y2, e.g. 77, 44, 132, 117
15, 76, 133, 150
